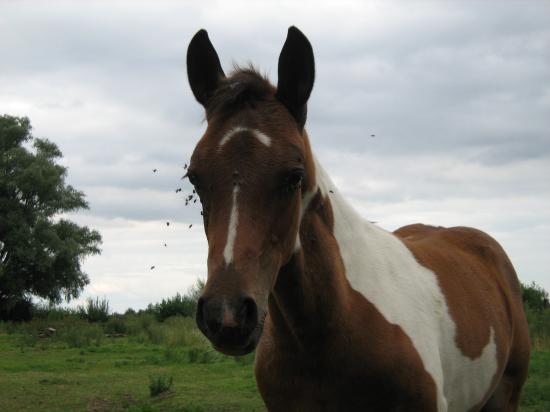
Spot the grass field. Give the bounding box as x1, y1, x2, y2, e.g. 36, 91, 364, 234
0, 331, 548, 411
521, 348, 550, 412
0, 292, 548, 412
0, 333, 263, 412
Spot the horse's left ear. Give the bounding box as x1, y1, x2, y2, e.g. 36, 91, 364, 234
276, 26, 315, 130
187, 29, 226, 108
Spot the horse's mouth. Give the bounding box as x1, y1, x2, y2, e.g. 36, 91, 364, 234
214, 339, 258, 356
211, 313, 266, 356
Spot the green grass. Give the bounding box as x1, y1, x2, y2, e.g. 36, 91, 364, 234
0, 333, 263, 412
0, 314, 548, 411
521, 349, 550, 412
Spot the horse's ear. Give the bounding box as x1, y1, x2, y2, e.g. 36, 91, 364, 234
276, 26, 315, 130
187, 29, 225, 107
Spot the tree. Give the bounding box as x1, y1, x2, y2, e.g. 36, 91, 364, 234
0, 115, 102, 320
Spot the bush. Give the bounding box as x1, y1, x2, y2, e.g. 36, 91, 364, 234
153, 293, 195, 322
148, 375, 173, 397
149, 279, 204, 322
521, 281, 550, 312
0, 298, 33, 322
57, 317, 103, 348
78, 297, 110, 323
104, 315, 127, 335
124, 308, 136, 316
32, 303, 76, 321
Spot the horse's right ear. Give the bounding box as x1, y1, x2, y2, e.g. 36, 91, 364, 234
187, 29, 225, 108
276, 26, 315, 130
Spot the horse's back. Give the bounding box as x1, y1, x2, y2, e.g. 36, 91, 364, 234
394, 223, 523, 304
394, 223, 530, 411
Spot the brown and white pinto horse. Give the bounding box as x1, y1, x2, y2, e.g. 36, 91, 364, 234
185, 27, 530, 412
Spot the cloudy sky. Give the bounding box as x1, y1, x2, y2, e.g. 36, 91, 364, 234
1, 1, 549, 312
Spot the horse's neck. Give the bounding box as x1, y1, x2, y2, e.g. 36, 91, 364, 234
269, 155, 386, 349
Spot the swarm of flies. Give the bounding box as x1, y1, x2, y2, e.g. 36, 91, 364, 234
149, 160, 200, 271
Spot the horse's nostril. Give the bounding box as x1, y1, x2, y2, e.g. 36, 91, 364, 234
237, 296, 258, 334
197, 294, 260, 350
197, 296, 224, 336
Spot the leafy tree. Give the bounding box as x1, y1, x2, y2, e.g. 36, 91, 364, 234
0, 115, 102, 320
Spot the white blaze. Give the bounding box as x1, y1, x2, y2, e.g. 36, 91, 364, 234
219, 127, 271, 148
223, 186, 240, 265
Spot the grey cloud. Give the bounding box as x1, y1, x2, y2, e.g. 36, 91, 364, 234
2, 1, 549, 304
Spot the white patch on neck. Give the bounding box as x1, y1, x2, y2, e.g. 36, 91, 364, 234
294, 233, 301, 252
294, 186, 319, 252
313, 157, 498, 412
223, 186, 240, 265
219, 127, 271, 148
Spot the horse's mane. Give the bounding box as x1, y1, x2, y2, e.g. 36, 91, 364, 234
206, 66, 275, 119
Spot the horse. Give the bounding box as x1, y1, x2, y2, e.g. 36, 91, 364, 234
185, 26, 530, 412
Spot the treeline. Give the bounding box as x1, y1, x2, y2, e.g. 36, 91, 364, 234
0, 279, 548, 350
33, 278, 205, 323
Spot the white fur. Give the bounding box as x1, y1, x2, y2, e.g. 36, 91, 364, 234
313, 157, 498, 412
219, 127, 271, 148
294, 187, 318, 251
223, 186, 240, 265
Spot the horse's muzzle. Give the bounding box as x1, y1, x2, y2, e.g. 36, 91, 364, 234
196, 295, 261, 355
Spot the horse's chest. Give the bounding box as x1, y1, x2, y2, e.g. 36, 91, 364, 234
255, 338, 439, 412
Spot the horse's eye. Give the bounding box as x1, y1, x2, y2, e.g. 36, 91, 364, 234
187, 171, 199, 188
285, 170, 304, 192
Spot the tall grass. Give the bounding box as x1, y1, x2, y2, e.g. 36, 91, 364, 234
148, 374, 173, 397
78, 297, 110, 323
2, 308, 214, 356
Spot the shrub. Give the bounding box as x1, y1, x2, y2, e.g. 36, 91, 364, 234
78, 297, 110, 323
57, 317, 103, 348
0, 298, 33, 322
17, 328, 39, 348
32, 303, 76, 321
124, 308, 136, 316
148, 375, 173, 397
104, 315, 127, 335
152, 293, 195, 322
150, 279, 204, 322
521, 281, 550, 312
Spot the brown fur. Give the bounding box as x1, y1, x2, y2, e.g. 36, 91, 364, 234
255, 194, 440, 411
187, 30, 530, 411
395, 224, 530, 411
